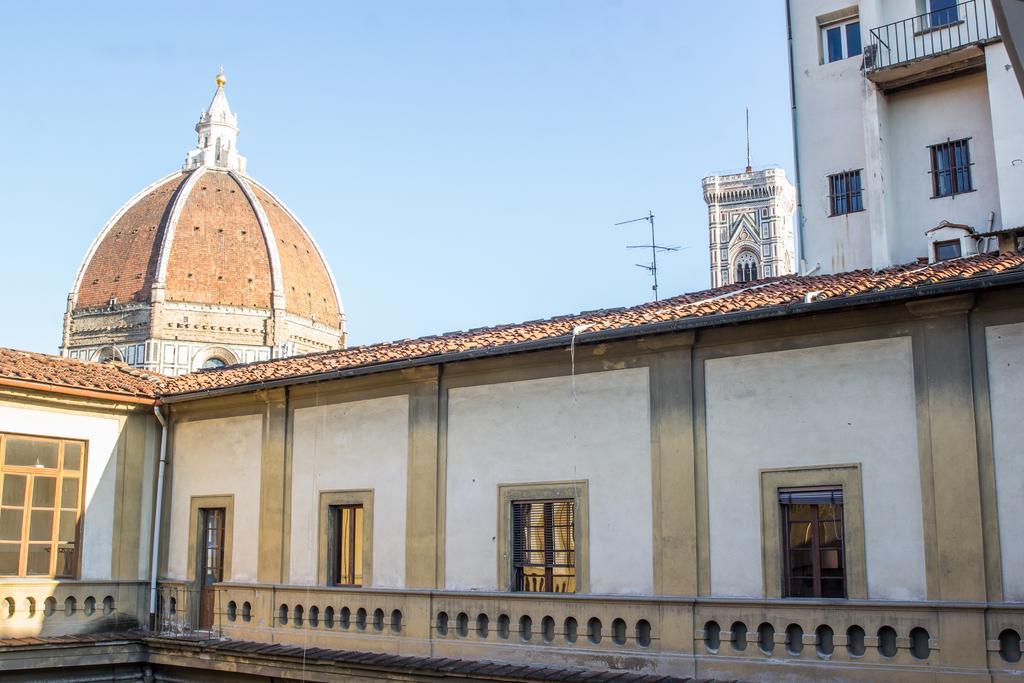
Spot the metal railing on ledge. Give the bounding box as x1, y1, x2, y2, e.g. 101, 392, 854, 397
866, 0, 1000, 72
188, 582, 1024, 678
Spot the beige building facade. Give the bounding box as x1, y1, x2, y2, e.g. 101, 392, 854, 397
2, 253, 1024, 681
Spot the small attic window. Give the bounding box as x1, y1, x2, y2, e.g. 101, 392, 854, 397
934, 239, 962, 261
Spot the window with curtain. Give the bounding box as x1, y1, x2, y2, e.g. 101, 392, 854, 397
0, 434, 86, 578
329, 504, 363, 586
780, 488, 846, 598
511, 499, 575, 593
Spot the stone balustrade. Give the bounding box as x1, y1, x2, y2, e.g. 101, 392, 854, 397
0, 580, 146, 638
176, 582, 1024, 679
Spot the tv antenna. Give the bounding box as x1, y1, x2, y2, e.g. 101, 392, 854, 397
614, 210, 685, 302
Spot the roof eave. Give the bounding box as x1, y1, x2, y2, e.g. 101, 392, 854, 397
0, 377, 160, 406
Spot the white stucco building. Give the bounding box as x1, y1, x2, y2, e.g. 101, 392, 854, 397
702, 166, 797, 286
787, 0, 1024, 274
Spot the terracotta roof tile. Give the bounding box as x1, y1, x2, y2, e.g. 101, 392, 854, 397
162, 252, 1024, 396
4, 254, 1023, 400
0, 348, 163, 398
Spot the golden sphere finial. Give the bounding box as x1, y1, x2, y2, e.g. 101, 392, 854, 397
215, 66, 227, 88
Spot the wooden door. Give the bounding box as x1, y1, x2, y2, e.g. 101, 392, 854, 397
197, 508, 225, 629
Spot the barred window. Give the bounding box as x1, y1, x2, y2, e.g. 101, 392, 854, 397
511, 499, 575, 593
0, 434, 85, 578
930, 139, 973, 197
781, 488, 846, 599
828, 170, 863, 216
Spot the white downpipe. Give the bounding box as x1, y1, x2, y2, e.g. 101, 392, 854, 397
149, 405, 169, 629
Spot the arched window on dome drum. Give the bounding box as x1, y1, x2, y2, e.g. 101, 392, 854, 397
735, 252, 759, 284
202, 357, 227, 370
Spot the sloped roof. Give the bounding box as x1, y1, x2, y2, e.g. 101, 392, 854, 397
161, 252, 1024, 397
5, 253, 1023, 402
0, 348, 162, 400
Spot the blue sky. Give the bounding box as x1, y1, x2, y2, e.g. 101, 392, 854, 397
0, 1, 794, 353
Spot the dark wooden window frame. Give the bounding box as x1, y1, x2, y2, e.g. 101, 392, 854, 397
511, 498, 576, 593
827, 170, 864, 216
929, 138, 973, 198
780, 487, 847, 599
0, 432, 87, 579
328, 503, 364, 587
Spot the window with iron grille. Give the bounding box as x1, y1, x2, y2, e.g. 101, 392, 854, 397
930, 139, 973, 197
828, 170, 864, 216
780, 488, 846, 599
511, 499, 575, 593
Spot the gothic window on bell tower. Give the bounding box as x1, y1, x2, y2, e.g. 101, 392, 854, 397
735, 251, 759, 284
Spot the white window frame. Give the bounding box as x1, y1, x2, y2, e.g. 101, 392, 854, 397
820, 17, 861, 64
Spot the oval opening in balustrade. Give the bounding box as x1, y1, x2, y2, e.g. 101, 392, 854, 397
476, 613, 489, 639
169, 596, 176, 616
636, 620, 652, 648
703, 620, 721, 653
611, 618, 627, 646
391, 609, 402, 634
356, 607, 367, 631
564, 617, 578, 644
64, 596, 76, 617
999, 629, 1022, 663
588, 617, 603, 645
242, 601, 252, 623
373, 608, 385, 632
436, 611, 449, 636
786, 623, 804, 656
519, 615, 533, 642
4, 597, 15, 619
309, 606, 320, 628
757, 622, 775, 655
102, 596, 114, 617
456, 612, 469, 637
340, 606, 351, 629
83, 596, 95, 617
25, 597, 35, 618
497, 614, 510, 640
816, 625, 834, 657
44, 597, 55, 618
324, 606, 335, 629
847, 625, 866, 657
227, 601, 237, 622
542, 616, 555, 643
877, 626, 898, 658
293, 604, 304, 627
909, 627, 930, 660
731, 621, 747, 652
278, 604, 289, 626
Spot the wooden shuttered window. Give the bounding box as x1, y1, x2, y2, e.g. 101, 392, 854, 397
780, 488, 846, 599
511, 499, 575, 593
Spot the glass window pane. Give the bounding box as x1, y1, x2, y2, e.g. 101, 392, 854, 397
789, 578, 814, 597
930, 0, 958, 26
32, 476, 56, 508
827, 26, 844, 62
0, 543, 19, 575
29, 510, 53, 542
55, 543, 76, 578
63, 443, 83, 471
4, 438, 59, 469
846, 22, 862, 57
789, 550, 815, 576
820, 578, 846, 598
0, 509, 23, 542
789, 522, 813, 548
61, 478, 79, 509
25, 544, 50, 575
58, 510, 78, 543
787, 503, 815, 522
1, 474, 26, 506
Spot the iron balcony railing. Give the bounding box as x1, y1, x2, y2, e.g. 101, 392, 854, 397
866, 0, 1001, 71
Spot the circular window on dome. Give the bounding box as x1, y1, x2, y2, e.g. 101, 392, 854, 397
202, 357, 228, 369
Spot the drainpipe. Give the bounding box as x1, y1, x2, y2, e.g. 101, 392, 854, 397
785, 0, 806, 270
149, 405, 169, 630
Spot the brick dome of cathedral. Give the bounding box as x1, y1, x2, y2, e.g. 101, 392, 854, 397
71, 166, 342, 329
